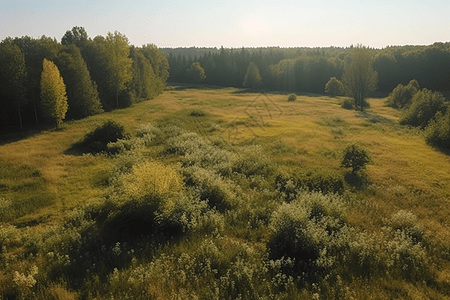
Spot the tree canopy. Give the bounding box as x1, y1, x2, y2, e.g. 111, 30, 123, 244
0, 42, 27, 131
40, 58, 68, 127
341, 45, 378, 111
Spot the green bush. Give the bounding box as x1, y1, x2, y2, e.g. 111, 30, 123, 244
182, 166, 238, 212
231, 145, 273, 177
287, 93, 297, 102
81, 120, 126, 154
325, 77, 344, 97
386, 79, 420, 109
276, 168, 345, 200
340, 98, 354, 110
267, 192, 347, 280
425, 111, 450, 149
341, 143, 371, 174
399, 88, 448, 128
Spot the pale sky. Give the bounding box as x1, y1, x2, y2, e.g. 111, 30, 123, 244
1, 0, 449, 49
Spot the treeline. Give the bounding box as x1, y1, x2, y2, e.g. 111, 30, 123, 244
0, 27, 169, 132
164, 43, 450, 93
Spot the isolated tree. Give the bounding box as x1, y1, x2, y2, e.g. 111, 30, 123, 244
341, 143, 371, 174
105, 31, 133, 108
187, 61, 206, 82
0, 42, 28, 131
40, 58, 68, 127
61, 26, 89, 49
56, 44, 103, 119
243, 61, 262, 89
341, 45, 378, 111
325, 77, 344, 97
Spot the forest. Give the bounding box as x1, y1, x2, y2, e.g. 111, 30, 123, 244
0, 27, 169, 132
164, 43, 450, 94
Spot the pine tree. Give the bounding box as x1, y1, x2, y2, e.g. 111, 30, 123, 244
40, 58, 68, 127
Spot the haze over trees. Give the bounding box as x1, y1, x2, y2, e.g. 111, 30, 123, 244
0, 27, 169, 132
163, 42, 450, 94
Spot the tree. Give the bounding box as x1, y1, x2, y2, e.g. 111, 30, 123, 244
61, 26, 89, 49
40, 58, 68, 127
341, 45, 378, 111
243, 62, 262, 89
0, 42, 28, 131
129, 46, 158, 100
325, 77, 344, 97
187, 61, 206, 82
341, 143, 371, 174
56, 44, 103, 119
141, 44, 170, 93
399, 88, 448, 128
14, 35, 61, 126
386, 79, 420, 109
104, 31, 133, 108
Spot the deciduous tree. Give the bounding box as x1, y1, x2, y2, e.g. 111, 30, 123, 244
335, 45, 377, 110
187, 61, 206, 82
56, 44, 103, 119
325, 77, 344, 97
40, 58, 68, 127
0, 42, 28, 131
104, 31, 132, 108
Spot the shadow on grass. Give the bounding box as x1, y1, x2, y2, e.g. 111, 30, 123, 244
355, 111, 394, 124
344, 172, 371, 190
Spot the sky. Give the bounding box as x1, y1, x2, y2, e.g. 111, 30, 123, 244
1, 0, 449, 49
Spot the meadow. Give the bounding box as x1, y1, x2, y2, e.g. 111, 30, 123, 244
1, 86, 450, 299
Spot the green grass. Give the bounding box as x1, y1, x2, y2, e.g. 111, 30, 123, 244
1, 87, 450, 299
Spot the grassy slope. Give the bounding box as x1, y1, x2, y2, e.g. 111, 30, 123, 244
1, 87, 450, 297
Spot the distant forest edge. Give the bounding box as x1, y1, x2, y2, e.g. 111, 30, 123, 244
0, 27, 169, 132
162, 43, 450, 93
1, 24, 449, 132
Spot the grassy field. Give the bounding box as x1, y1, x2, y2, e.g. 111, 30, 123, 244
1, 86, 450, 299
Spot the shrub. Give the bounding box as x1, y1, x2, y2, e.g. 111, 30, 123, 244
425, 111, 450, 149
341, 143, 371, 174
386, 79, 420, 109
399, 88, 447, 128
182, 166, 238, 211
267, 192, 347, 280
340, 98, 354, 110
287, 93, 297, 102
276, 168, 345, 200
385, 210, 424, 244
231, 145, 273, 177
189, 109, 206, 117
325, 77, 344, 97
81, 120, 126, 154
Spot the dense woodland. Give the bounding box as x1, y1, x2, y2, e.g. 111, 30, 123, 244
163, 43, 450, 93
0, 27, 169, 132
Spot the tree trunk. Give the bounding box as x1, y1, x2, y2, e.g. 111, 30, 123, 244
17, 100, 23, 132
116, 88, 119, 108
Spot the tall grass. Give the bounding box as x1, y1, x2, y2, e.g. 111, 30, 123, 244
0, 87, 449, 299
